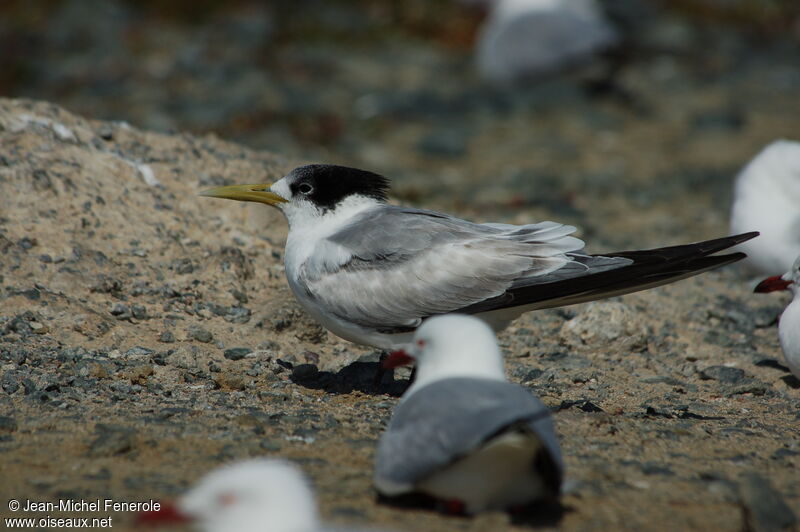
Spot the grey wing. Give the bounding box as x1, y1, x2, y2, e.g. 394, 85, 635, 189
374, 378, 562, 493
302, 206, 589, 330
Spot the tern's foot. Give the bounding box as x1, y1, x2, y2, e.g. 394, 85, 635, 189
438, 499, 468, 516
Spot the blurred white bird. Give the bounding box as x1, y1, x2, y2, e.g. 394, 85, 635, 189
476, 0, 618, 83
138, 458, 383, 532
754, 255, 800, 380
374, 315, 563, 514
730, 140, 800, 276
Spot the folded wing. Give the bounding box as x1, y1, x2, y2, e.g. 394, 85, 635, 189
374, 377, 562, 495
305, 206, 616, 330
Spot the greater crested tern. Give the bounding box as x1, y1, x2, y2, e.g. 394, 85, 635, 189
202, 164, 757, 349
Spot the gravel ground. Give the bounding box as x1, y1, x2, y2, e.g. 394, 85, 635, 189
1, 98, 798, 531
2, 1, 800, 530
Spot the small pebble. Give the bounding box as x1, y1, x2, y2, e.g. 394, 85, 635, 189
223, 347, 251, 361
190, 328, 213, 343
0, 416, 18, 432
110, 304, 131, 319
699, 366, 746, 384
97, 125, 114, 140
87, 424, 135, 457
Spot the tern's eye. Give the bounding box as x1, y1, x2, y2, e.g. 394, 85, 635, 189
297, 183, 313, 195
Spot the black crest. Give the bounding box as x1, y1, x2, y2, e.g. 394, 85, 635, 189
287, 164, 391, 210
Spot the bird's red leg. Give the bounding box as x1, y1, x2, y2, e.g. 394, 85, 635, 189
440, 499, 467, 516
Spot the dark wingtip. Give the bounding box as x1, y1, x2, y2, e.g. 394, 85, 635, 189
718, 251, 748, 263
730, 231, 759, 245
691, 232, 759, 255
608, 232, 760, 263
684, 252, 748, 271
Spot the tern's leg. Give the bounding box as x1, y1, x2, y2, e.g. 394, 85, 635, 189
373, 351, 415, 392
438, 499, 467, 516
373, 351, 389, 391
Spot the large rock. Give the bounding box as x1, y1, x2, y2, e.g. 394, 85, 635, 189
559, 301, 648, 351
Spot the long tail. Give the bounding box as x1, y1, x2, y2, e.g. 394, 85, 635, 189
457, 232, 759, 314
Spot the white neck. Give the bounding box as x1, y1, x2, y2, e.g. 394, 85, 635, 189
405, 348, 507, 398
280, 194, 382, 233
279, 195, 382, 278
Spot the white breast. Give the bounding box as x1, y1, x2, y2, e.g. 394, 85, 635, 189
779, 297, 800, 379
280, 196, 414, 348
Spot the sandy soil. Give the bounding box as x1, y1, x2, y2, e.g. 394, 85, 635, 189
0, 97, 798, 531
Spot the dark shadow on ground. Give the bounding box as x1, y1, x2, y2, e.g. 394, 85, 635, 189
508, 501, 568, 528
376, 493, 567, 527
290, 359, 409, 396
753, 358, 800, 389
781, 374, 800, 389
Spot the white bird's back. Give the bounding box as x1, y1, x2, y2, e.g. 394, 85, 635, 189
731, 140, 800, 275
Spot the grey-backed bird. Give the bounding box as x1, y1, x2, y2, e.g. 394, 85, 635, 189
202, 164, 757, 349
374, 314, 563, 514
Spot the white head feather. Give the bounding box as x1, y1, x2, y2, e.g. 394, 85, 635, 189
404, 314, 507, 397
178, 459, 319, 532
